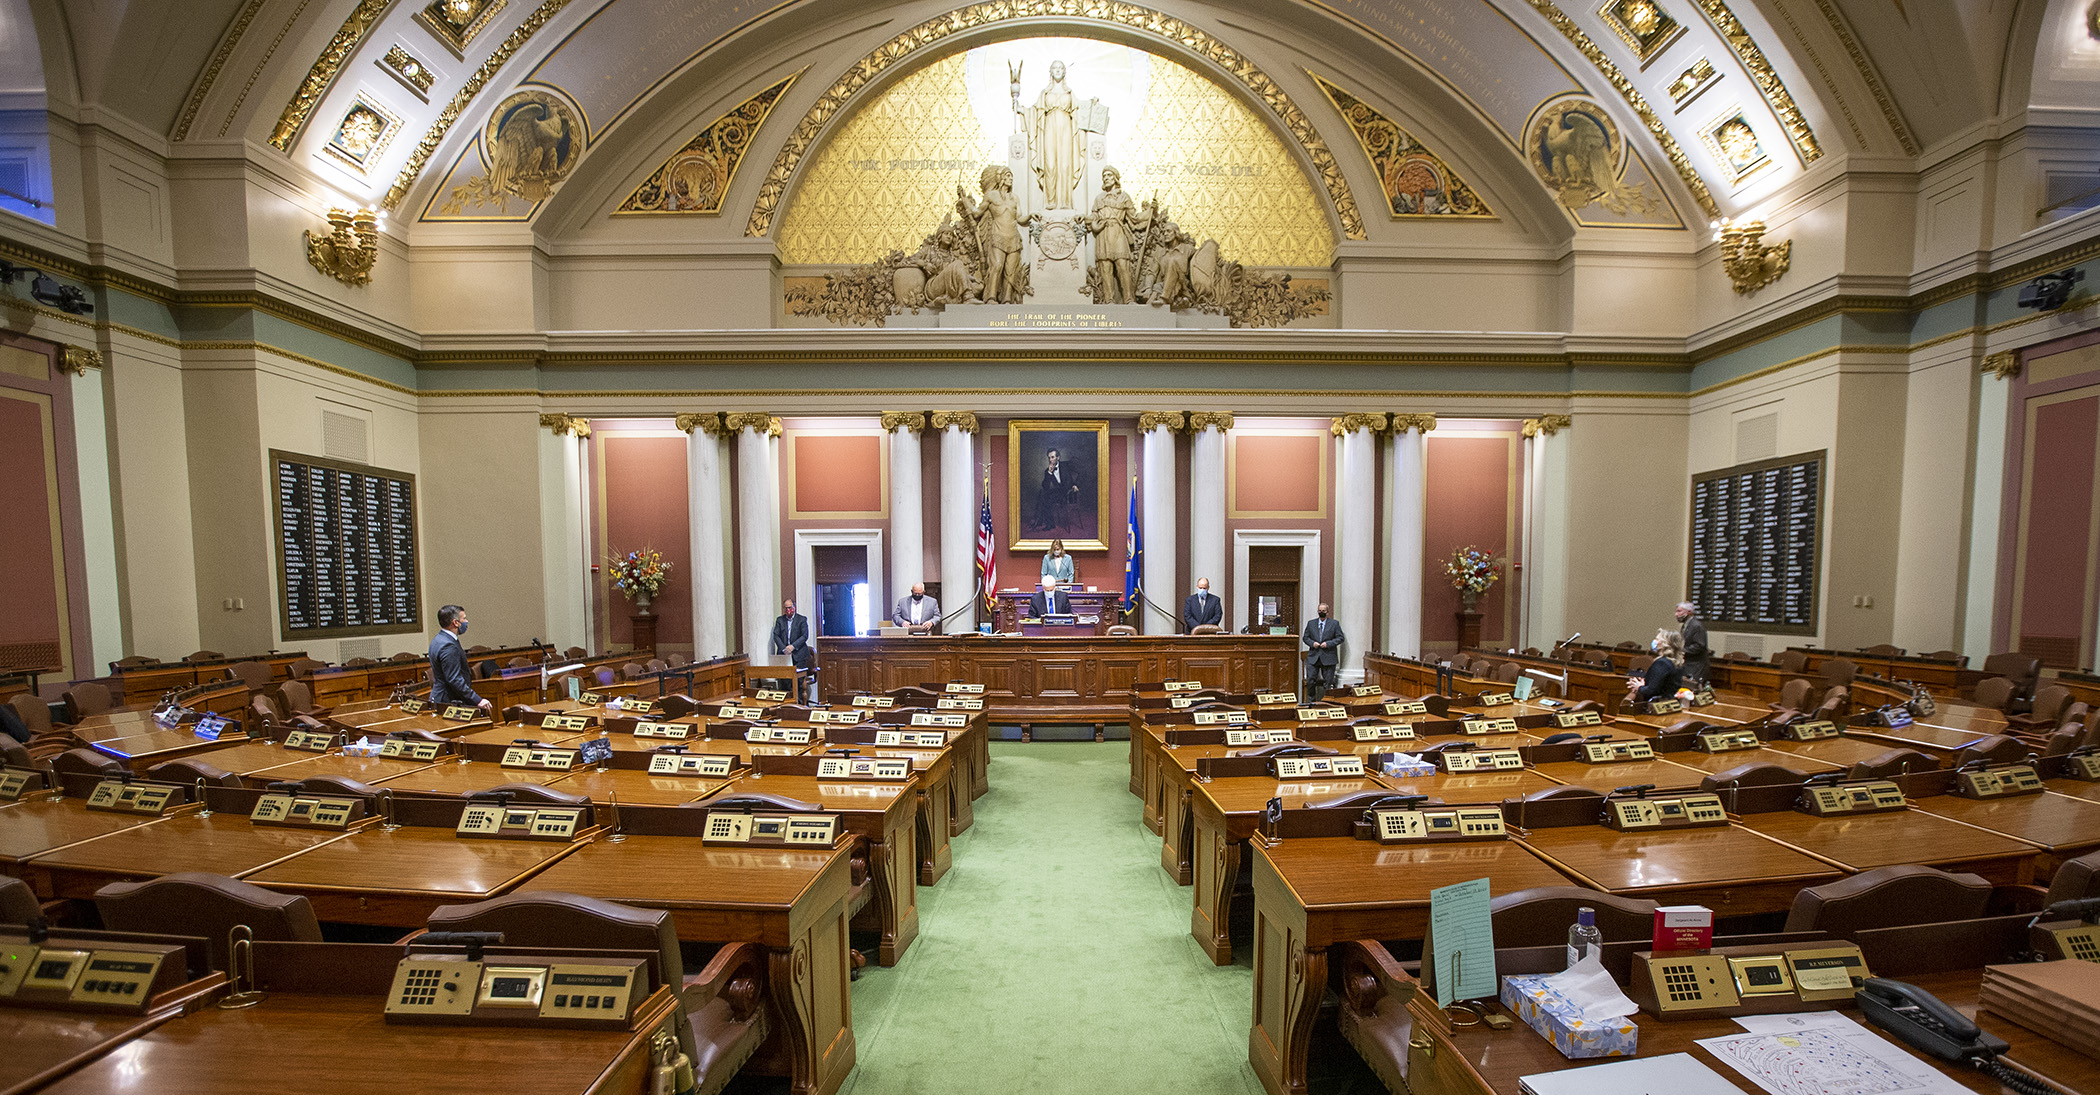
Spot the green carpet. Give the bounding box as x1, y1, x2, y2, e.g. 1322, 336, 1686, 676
833, 742, 1267, 1095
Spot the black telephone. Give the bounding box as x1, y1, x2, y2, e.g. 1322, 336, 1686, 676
1856, 978, 2007, 1064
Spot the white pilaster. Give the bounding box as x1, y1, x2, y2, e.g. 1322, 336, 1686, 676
536, 415, 590, 655
1525, 416, 1572, 649
1139, 413, 1182, 635
1963, 358, 2014, 660
1385, 414, 1432, 659
936, 413, 980, 633
884, 413, 926, 614
679, 414, 732, 660
66, 352, 123, 671
1188, 413, 1229, 621
731, 414, 783, 657
1333, 414, 1383, 683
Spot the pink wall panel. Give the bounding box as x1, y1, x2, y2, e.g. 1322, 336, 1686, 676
597, 434, 692, 649
792, 435, 883, 513
1422, 434, 1519, 650
2018, 396, 2097, 652
0, 394, 60, 647
1233, 435, 1323, 513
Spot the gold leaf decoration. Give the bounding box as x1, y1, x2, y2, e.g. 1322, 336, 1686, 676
617, 72, 800, 214
1309, 73, 1492, 219
1687, 0, 1823, 165
268, 0, 392, 151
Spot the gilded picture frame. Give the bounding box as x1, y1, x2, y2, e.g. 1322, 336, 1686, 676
1007, 420, 1110, 552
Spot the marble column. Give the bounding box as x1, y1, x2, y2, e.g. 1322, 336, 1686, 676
884, 413, 927, 614
1333, 413, 1386, 683
677, 413, 732, 660
933, 412, 980, 633
727, 413, 783, 658
1523, 414, 1573, 652
537, 413, 592, 656
1138, 412, 1184, 635
1384, 413, 1434, 659
1964, 354, 2017, 659
1187, 412, 1231, 621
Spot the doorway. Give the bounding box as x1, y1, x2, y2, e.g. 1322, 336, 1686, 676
1232, 529, 1321, 635
1248, 546, 1301, 632
812, 544, 870, 637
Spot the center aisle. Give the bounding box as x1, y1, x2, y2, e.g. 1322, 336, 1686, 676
833, 741, 1267, 1095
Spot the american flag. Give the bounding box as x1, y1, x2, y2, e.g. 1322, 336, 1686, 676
976, 492, 998, 614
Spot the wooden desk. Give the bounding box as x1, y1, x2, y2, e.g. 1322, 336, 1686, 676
1761, 733, 1948, 768
1734, 807, 2042, 884
1524, 756, 1717, 793
0, 799, 193, 896
88, 729, 240, 769
1188, 776, 1391, 964
1660, 746, 1842, 776
544, 766, 727, 805
989, 588, 1123, 634
31, 810, 371, 898
244, 824, 589, 925
794, 741, 960, 882
370, 759, 572, 796
238, 751, 445, 788
1909, 791, 2100, 874
1512, 823, 1843, 916
517, 836, 857, 1095
819, 635, 1297, 728
1248, 837, 1570, 1095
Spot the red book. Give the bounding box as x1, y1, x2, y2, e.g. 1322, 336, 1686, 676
1654, 905, 1714, 951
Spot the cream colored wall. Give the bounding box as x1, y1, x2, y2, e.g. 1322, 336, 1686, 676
104, 329, 200, 657
180, 350, 269, 654
1821, 363, 1908, 651
1553, 402, 1688, 646
1889, 342, 1984, 653
415, 404, 550, 647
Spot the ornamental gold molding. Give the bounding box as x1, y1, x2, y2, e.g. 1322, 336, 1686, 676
1186, 411, 1235, 432
268, 0, 391, 151
539, 412, 591, 437
1138, 410, 1187, 433
675, 412, 728, 435
1799, 0, 1916, 155
930, 410, 979, 433
881, 411, 927, 433
724, 412, 783, 437
1718, 217, 1790, 293
1689, 0, 1823, 165
1518, 0, 1718, 219
745, 0, 1365, 242
174, 0, 268, 141
383, 0, 576, 211
1521, 414, 1572, 437
1981, 352, 2020, 380
1309, 73, 1492, 219
1329, 411, 1387, 435
59, 345, 103, 375
1390, 412, 1436, 433
618, 72, 799, 215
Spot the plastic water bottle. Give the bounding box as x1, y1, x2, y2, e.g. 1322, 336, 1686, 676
1566, 906, 1602, 969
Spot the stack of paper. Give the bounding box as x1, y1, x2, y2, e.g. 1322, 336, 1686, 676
1517, 1053, 1740, 1095
1980, 959, 2100, 1060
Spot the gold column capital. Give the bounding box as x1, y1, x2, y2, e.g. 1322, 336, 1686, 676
1981, 351, 2020, 380
675, 412, 729, 436
1185, 411, 1236, 432
881, 411, 927, 433
1522, 414, 1572, 438
1138, 410, 1187, 433
539, 413, 591, 438
1330, 412, 1388, 436
929, 410, 979, 433
724, 412, 782, 437
59, 345, 103, 375
1389, 412, 1436, 434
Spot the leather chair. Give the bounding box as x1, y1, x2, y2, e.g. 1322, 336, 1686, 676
2008, 685, 2072, 734
1489, 887, 1659, 946
1818, 657, 1858, 688
0, 875, 43, 925
390, 652, 420, 663
2044, 850, 2100, 906
51, 747, 126, 781
659, 694, 700, 719
144, 758, 245, 788
1921, 650, 1965, 663
288, 658, 328, 679
9, 693, 53, 736
1521, 647, 1541, 657
1492, 662, 1522, 683
1783, 865, 1992, 935
1106, 625, 1137, 636
62, 682, 114, 722
1628, 654, 1655, 674
1971, 677, 2016, 712
227, 660, 272, 690
1813, 686, 1850, 721
1845, 748, 1941, 779
466, 645, 493, 656
475, 783, 590, 806
594, 667, 618, 687
112, 655, 160, 669
2043, 725, 2082, 756
507, 656, 537, 669
249, 693, 283, 731
1, 737, 42, 770
1771, 677, 1814, 714
620, 663, 647, 682
646, 659, 669, 673
95, 872, 323, 969
1773, 649, 1809, 674
1615, 640, 1641, 651
1190, 624, 1223, 635
183, 650, 224, 663
565, 646, 588, 660
343, 657, 379, 669
279, 679, 326, 718
425, 891, 766, 1095
1951, 734, 2032, 767
1979, 653, 2042, 703
1859, 644, 1905, 657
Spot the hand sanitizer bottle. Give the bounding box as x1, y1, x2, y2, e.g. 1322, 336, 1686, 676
1566, 906, 1602, 969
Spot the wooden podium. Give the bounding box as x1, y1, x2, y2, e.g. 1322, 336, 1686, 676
990, 589, 1122, 634
1455, 609, 1482, 651
631, 613, 658, 656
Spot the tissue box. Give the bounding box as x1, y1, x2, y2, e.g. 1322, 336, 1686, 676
1381, 754, 1436, 778
1500, 975, 1639, 1059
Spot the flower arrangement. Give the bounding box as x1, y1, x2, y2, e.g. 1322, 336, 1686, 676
1442, 545, 1505, 604
607, 547, 672, 601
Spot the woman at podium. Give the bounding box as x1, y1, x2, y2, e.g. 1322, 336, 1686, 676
1040, 539, 1076, 585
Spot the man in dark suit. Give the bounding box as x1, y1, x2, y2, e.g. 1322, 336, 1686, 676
1034, 448, 1083, 534
1675, 601, 1710, 683
1302, 602, 1344, 695
427, 604, 489, 711
1029, 576, 1073, 617
1183, 577, 1222, 633
770, 599, 814, 702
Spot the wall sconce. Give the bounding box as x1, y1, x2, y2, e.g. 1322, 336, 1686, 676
1714, 217, 1790, 295
305, 206, 381, 286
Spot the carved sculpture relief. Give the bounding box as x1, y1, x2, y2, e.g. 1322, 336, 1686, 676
1700, 109, 1768, 182
439, 87, 585, 214
1597, 0, 1685, 65
417, 0, 509, 58
619, 73, 799, 214
1526, 98, 1658, 215
1310, 74, 1492, 218
322, 94, 403, 174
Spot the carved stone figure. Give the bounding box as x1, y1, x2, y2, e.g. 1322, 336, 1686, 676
1027, 61, 1103, 210
1154, 229, 1196, 307
955, 165, 1035, 304
1086, 167, 1146, 304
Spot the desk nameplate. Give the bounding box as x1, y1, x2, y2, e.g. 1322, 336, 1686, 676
744, 726, 814, 745
251, 793, 365, 829
910, 712, 966, 728
1555, 710, 1605, 728
875, 730, 947, 747
1352, 724, 1417, 742
379, 740, 444, 760
702, 812, 838, 846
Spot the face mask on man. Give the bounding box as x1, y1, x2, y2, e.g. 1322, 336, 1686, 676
456, 620, 469, 636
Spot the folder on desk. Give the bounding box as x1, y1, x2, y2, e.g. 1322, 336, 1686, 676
1518, 1053, 1740, 1095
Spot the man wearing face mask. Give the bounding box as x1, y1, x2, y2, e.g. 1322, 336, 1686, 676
1183, 578, 1222, 633
1302, 603, 1344, 695
892, 583, 941, 634
427, 604, 489, 712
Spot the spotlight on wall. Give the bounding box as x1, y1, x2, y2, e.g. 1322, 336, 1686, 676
304, 206, 380, 287
2017, 268, 2085, 312
30, 273, 93, 315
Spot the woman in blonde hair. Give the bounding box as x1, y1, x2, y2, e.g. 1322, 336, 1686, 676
1626, 628, 1686, 706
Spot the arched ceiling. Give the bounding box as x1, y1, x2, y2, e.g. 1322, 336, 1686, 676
28, 0, 2100, 242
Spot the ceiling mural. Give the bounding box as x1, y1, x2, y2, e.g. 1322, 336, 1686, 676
775, 40, 1338, 269
1309, 73, 1495, 218
432, 86, 589, 217
616, 72, 801, 215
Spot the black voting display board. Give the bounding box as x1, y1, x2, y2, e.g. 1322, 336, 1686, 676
272, 450, 420, 638
1686, 450, 1824, 635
